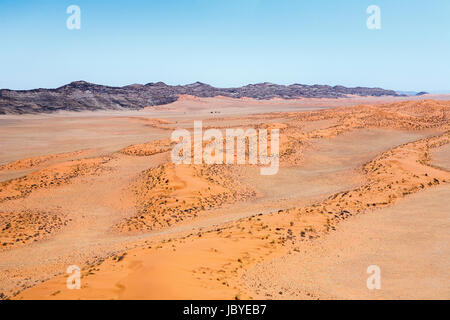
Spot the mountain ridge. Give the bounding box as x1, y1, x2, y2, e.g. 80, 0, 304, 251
0, 81, 405, 114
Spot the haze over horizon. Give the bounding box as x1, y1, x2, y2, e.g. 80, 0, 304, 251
1, 0, 449, 92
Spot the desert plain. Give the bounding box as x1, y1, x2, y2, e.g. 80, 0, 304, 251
0, 95, 449, 300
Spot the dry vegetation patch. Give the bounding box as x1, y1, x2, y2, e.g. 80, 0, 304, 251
0, 156, 112, 203
119, 139, 175, 156
0, 210, 68, 250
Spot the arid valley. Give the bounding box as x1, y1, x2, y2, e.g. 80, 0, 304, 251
0, 95, 449, 300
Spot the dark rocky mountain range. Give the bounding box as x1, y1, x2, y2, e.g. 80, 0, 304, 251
0, 81, 404, 114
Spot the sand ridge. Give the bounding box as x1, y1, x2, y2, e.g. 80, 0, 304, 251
113, 163, 257, 233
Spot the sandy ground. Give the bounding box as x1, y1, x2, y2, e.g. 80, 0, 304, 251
0, 96, 449, 300
243, 185, 450, 299
432, 143, 450, 171
0, 116, 168, 165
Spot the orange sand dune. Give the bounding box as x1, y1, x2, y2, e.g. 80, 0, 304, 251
0, 99, 449, 300
0, 150, 92, 172
113, 163, 256, 233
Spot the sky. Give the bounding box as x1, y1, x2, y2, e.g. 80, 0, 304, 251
0, 0, 449, 92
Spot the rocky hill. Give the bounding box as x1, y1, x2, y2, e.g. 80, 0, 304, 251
0, 81, 403, 114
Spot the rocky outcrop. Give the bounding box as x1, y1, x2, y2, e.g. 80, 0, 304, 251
0, 81, 403, 114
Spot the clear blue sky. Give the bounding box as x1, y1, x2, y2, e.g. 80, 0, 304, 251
1, 0, 449, 92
